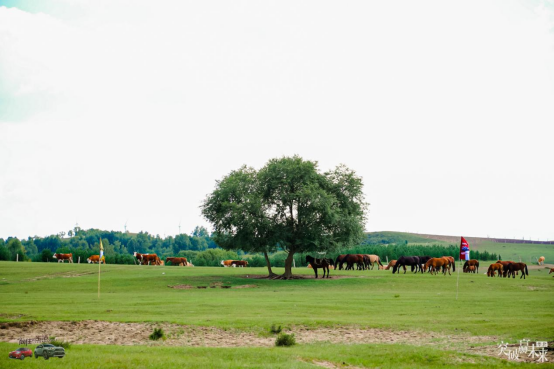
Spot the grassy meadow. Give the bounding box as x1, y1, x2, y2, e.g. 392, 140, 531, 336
0, 260, 553, 368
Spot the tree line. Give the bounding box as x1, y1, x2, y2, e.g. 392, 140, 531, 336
0, 231, 499, 266
0, 226, 218, 264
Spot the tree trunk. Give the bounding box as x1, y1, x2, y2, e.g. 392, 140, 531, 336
283, 251, 295, 279
263, 251, 277, 277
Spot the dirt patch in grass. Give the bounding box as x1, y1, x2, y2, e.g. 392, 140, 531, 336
168, 284, 194, 289
232, 284, 258, 289
0, 320, 500, 351
24, 271, 95, 281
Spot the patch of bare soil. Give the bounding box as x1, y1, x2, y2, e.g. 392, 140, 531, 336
0, 320, 499, 352
168, 284, 194, 289
232, 284, 258, 289
24, 271, 94, 281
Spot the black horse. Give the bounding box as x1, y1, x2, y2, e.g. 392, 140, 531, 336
392, 256, 421, 274
418, 256, 432, 273
306, 255, 331, 278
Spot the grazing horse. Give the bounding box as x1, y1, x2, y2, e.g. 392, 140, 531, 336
496, 260, 514, 277
363, 254, 384, 270
463, 259, 479, 273
487, 263, 503, 277
506, 262, 529, 279
306, 255, 330, 278
342, 254, 365, 270
441, 256, 456, 272
424, 257, 451, 275
334, 255, 348, 270
392, 256, 421, 274
384, 260, 397, 270
550, 268, 554, 276
538, 256, 545, 266
418, 256, 432, 273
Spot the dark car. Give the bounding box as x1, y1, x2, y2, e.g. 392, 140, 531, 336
9, 347, 32, 360
34, 343, 65, 359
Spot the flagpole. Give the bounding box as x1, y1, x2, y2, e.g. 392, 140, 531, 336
98, 238, 103, 299
456, 258, 460, 300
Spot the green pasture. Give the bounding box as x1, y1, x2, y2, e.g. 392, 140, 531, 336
471, 241, 554, 264
1, 341, 549, 369
0, 261, 553, 342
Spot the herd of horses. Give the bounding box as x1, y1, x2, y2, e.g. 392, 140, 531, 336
305, 254, 544, 280
485, 260, 529, 279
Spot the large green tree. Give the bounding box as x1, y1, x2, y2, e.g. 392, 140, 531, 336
202, 156, 368, 279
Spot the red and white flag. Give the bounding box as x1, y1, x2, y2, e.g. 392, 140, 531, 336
460, 237, 470, 261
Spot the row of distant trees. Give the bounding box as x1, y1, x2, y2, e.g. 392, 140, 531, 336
0, 230, 500, 266
0, 226, 218, 264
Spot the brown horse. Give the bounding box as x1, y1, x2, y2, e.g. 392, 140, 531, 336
506, 262, 529, 279
363, 254, 384, 270
463, 259, 479, 273
441, 256, 456, 272
343, 254, 365, 270
487, 263, 503, 277
425, 258, 451, 275
306, 255, 330, 278
496, 260, 514, 277
384, 260, 397, 270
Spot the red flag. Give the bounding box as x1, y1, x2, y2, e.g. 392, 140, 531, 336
460, 237, 470, 261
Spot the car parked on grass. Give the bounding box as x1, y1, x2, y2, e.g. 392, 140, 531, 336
34, 343, 65, 359
9, 347, 33, 360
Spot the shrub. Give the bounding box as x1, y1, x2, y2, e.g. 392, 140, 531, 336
269, 324, 282, 334
149, 327, 165, 341
275, 333, 296, 347
49, 337, 71, 349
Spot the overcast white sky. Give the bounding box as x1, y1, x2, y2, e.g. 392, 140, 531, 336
1, 0, 553, 241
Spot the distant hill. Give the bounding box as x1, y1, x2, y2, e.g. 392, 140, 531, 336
365, 231, 554, 264
366, 231, 553, 246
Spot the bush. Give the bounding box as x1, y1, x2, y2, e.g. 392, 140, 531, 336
269, 324, 282, 334
49, 337, 71, 349
149, 327, 165, 341
275, 333, 295, 347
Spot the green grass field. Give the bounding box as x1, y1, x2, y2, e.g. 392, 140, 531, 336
0, 261, 553, 368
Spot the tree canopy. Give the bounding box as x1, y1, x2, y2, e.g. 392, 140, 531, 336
202, 156, 368, 278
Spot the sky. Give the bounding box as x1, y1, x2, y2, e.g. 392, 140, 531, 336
1, 0, 553, 241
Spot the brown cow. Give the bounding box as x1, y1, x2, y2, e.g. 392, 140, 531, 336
53, 253, 73, 263
166, 257, 188, 266
231, 260, 248, 268
141, 254, 161, 265
87, 255, 106, 264
538, 256, 545, 266
133, 252, 160, 265
549, 268, 554, 276
221, 260, 234, 267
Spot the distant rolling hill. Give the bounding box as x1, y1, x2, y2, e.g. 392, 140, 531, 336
365, 231, 554, 264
